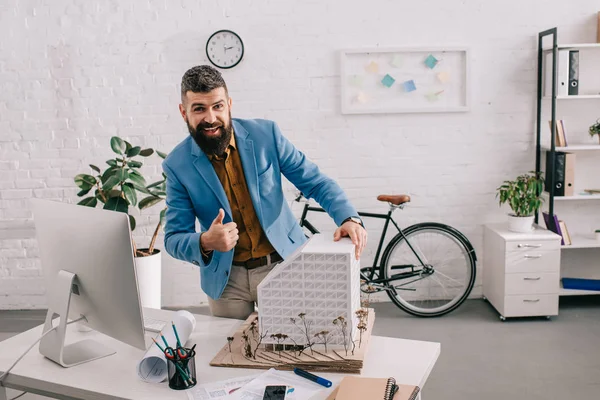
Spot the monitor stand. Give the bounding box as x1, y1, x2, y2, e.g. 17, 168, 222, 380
39, 270, 115, 367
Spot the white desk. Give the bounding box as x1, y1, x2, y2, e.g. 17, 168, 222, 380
0, 308, 440, 400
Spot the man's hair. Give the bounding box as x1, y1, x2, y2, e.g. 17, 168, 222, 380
180, 65, 228, 102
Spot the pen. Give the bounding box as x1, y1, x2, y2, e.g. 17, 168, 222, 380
293, 368, 332, 388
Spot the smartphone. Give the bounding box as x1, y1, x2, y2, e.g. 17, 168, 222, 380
262, 385, 288, 400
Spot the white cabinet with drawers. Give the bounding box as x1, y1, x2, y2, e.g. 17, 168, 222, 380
483, 223, 562, 320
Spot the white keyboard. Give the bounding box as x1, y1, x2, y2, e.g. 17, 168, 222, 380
143, 317, 168, 332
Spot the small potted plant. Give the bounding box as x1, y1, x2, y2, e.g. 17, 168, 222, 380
74, 136, 167, 309
595, 229, 600, 242
589, 119, 600, 144
496, 171, 544, 233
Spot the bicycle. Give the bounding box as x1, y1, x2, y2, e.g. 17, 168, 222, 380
294, 192, 477, 317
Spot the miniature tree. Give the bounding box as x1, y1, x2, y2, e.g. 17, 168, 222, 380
356, 322, 367, 348
332, 315, 350, 356
355, 309, 369, 348
227, 336, 234, 353
269, 333, 288, 357
313, 330, 332, 353
290, 313, 315, 355
248, 317, 268, 359
241, 332, 252, 359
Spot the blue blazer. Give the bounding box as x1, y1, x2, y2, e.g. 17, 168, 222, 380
162, 118, 358, 299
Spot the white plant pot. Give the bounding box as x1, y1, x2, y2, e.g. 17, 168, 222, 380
507, 214, 535, 233
135, 249, 162, 309
595, 232, 600, 242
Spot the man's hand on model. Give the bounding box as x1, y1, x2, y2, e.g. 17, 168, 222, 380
200, 208, 239, 252
333, 219, 367, 260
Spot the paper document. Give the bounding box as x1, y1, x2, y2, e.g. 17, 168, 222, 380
229, 368, 325, 400
186, 374, 260, 400
136, 310, 196, 383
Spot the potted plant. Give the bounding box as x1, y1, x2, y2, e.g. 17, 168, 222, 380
74, 136, 167, 310
496, 171, 544, 233
589, 118, 600, 144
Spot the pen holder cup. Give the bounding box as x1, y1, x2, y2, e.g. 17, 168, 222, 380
166, 349, 197, 390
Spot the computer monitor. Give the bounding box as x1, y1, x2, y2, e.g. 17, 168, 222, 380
31, 198, 146, 368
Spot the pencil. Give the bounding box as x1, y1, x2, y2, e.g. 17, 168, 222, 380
171, 322, 183, 348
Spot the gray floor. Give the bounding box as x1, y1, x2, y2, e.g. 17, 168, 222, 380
2, 298, 600, 400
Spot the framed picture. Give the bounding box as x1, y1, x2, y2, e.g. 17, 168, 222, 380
340, 46, 470, 114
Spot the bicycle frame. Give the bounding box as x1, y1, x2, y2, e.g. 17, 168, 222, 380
297, 199, 428, 288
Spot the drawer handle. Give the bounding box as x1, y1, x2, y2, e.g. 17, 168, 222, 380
523, 277, 541, 281
523, 299, 540, 303
518, 244, 542, 248
524, 255, 542, 259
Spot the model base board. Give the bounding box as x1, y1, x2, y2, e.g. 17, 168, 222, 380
210, 308, 375, 374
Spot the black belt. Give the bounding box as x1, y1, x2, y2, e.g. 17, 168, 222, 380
232, 252, 283, 269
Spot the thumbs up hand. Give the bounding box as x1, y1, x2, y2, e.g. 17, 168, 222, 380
200, 209, 239, 252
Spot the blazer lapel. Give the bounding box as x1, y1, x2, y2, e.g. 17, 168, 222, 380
190, 140, 232, 219
233, 121, 264, 224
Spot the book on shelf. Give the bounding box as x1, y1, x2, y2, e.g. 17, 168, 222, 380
597, 11, 600, 43
547, 119, 568, 147
584, 189, 600, 194
542, 212, 565, 245
558, 220, 571, 245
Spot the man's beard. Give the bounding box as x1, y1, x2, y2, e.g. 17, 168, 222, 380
188, 115, 233, 157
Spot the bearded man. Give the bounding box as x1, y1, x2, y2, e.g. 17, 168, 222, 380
162, 65, 367, 320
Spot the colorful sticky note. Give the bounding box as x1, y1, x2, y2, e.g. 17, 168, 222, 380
424, 54, 438, 69
437, 71, 450, 83
348, 75, 364, 87
402, 80, 417, 92
355, 91, 367, 104
390, 55, 403, 68
365, 61, 379, 73
381, 74, 395, 88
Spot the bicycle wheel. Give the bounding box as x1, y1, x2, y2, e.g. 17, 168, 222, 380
381, 223, 476, 317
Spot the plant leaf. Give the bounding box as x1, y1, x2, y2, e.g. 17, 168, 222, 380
77, 188, 92, 197
101, 166, 118, 183
89, 164, 101, 173
139, 196, 163, 210
126, 146, 141, 158
156, 150, 167, 159
129, 215, 136, 231
146, 180, 165, 189
159, 208, 166, 228
122, 184, 137, 206
128, 170, 146, 186
74, 174, 96, 190
106, 159, 118, 167
125, 141, 132, 153
77, 197, 97, 207
139, 148, 154, 157
110, 137, 126, 155
116, 168, 129, 182
103, 196, 129, 213
128, 160, 143, 168
132, 182, 152, 195
103, 175, 121, 191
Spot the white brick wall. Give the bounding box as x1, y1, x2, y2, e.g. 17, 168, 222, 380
1, 0, 599, 309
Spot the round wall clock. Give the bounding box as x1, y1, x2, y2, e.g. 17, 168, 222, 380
206, 30, 244, 69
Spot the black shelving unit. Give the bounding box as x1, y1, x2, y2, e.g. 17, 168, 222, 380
535, 28, 558, 226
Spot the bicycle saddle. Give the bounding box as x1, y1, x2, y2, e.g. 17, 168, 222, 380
377, 194, 411, 205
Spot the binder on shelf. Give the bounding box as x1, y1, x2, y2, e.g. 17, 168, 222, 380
544, 50, 570, 97
568, 50, 579, 95
544, 151, 575, 196
326, 376, 420, 400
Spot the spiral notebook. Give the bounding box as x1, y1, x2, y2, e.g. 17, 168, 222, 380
325, 376, 420, 400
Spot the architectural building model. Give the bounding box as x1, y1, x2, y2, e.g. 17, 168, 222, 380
257, 234, 361, 347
